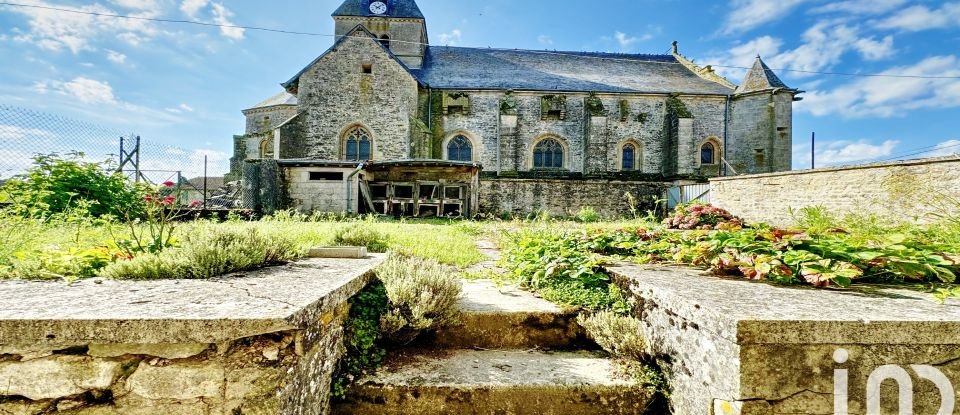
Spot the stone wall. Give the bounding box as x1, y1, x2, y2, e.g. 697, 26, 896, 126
710, 156, 960, 226
727, 90, 794, 174
480, 178, 665, 218
297, 32, 420, 161
0, 257, 384, 415
607, 263, 960, 414
284, 166, 364, 213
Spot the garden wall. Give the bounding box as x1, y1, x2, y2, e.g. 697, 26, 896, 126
710, 156, 960, 226
0, 256, 384, 415
479, 178, 666, 218
607, 263, 960, 414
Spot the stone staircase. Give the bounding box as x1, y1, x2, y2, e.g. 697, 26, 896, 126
331, 280, 656, 415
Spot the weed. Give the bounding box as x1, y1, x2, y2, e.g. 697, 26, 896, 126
331, 282, 389, 401
575, 207, 601, 223
334, 224, 390, 253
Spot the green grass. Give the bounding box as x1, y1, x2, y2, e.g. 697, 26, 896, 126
0, 214, 486, 280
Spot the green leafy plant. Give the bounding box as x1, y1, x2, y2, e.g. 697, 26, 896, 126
575, 207, 600, 223
113, 181, 189, 256
2, 153, 147, 218
663, 203, 743, 230
332, 282, 389, 401
376, 254, 462, 345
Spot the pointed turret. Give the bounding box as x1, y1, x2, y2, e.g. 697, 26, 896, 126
736, 56, 791, 94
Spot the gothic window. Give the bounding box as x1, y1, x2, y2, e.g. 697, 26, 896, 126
622, 143, 636, 171
380, 35, 391, 49
701, 142, 716, 165
533, 138, 564, 169
343, 126, 372, 161
260, 138, 274, 159
447, 135, 472, 162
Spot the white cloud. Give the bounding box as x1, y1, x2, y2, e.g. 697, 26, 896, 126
875, 3, 960, 32
722, 0, 808, 34
815, 140, 899, 165
854, 35, 895, 61
537, 35, 553, 46
797, 55, 960, 118
179, 0, 209, 18
613, 31, 650, 49
812, 0, 907, 15
439, 29, 462, 46
926, 140, 960, 157
35, 77, 117, 105
210, 3, 244, 40
165, 103, 195, 113
110, 0, 161, 13
708, 36, 783, 80
179, 103, 194, 112
106, 49, 127, 64
0, 125, 56, 141
8, 1, 161, 53
766, 22, 859, 76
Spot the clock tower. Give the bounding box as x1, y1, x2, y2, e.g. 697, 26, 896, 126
332, 0, 429, 68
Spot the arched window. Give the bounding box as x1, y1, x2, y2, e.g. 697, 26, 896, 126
447, 135, 472, 162
622, 143, 636, 171
533, 138, 564, 169
379, 35, 391, 49
260, 138, 274, 159
701, 142, 716, 165
343, 126, 372, 161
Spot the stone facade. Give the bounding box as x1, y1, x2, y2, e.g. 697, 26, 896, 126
710, 156, 960, 226
480, 178, 665, 218
231, 0, 799, 216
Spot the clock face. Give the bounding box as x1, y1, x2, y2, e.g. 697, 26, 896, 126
369, 1, 387, 15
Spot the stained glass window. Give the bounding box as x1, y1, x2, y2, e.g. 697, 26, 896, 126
344, 126, 372, 161
447, 135, 472, 162
533, 138, 564, 169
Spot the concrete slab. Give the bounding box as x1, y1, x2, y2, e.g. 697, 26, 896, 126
334, 349, 654, 415
606, 263, 960, 414
0, 256, 385, 346
434, 280, 585, 349
308, 246, 368, 259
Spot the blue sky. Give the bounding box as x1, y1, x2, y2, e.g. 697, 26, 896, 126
1, 0, 959, 176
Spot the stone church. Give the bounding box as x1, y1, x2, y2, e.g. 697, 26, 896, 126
231, 0, 800, 217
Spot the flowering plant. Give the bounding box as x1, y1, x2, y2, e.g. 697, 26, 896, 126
663, 203, 743, 231
115, 181, 183, 256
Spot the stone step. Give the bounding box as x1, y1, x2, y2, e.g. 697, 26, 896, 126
433, 280, 586, 349
332, 349, 654, 415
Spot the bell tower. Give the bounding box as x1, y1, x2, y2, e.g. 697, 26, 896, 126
332, 0, 429, 68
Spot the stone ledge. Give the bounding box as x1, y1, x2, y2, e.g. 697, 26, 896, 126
605, 263, 960, 345
0, 256, 385, 346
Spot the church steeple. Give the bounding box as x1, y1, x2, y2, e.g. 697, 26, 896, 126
735, 56, 791, 94
332, 0, 428, 68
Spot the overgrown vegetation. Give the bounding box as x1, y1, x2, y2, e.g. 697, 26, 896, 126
578, 311, 646, 361
1, 153, 147, 218
377, 254, 462, 345
332, 282, 389, 401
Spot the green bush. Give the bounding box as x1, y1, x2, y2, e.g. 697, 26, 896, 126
99, 227, 299, 280
334, 224, 390, 253
2, 153, 147, 218
376, 254, 462, 345
578, 311, 647, 361
576, 207, 601, 223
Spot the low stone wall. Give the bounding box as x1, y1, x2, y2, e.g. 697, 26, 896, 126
480, 178, 665, 218
710, 156, 960, 226
0, 256, 384, 415
607, 263, 960, 414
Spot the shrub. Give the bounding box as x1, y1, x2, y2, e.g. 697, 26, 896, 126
334, 224, 390, 253
2, 153, 147, 218
662, 203, 742, 231
576, 207, 601, 223
376, 254, 462, 345
99, 227, 299, 280
578, 311, 647, 361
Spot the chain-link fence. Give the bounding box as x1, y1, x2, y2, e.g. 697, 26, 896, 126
0, 104, 241, 208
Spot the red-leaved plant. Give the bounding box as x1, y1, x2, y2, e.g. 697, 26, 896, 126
663, 203, 743, 231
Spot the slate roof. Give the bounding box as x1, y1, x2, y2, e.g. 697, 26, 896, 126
735, 57, 793, 93
247, 91, 297, 110
332, 0, 424, 19
411, 47, 736, 95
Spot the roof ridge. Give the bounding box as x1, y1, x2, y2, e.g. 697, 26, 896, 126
427, 45, 676, 60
